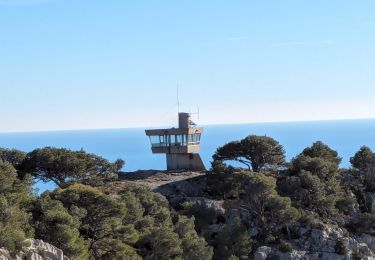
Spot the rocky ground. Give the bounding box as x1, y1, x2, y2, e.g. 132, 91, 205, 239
104, 170, 206, 192
0, 239, 68, 260
254, 224, 375, 260
105, 170, 226, 213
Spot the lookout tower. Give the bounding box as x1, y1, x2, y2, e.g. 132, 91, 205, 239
145, 112, 206, 171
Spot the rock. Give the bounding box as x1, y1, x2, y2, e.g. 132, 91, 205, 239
185, 197, 225, 214
249, 227, 258, 237
308, 226, 343, 253
357, 233, 375, 252
253, 246, 272, 260
0, 249, 10, 260
276, 250, 309, 260
253, 247, 350, 260
0, 239, 69, 260
308, 252, 347, 260
252, 224, 375, 259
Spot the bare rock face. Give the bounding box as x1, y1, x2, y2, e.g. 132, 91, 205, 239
253, 224, 375, 260
357, 233, 375, 252
253, 246, 272, 260
0, 239, 69, 260
185, 197, 225, 214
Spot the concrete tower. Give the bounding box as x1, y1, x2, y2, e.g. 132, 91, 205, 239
145, 112, 206, 171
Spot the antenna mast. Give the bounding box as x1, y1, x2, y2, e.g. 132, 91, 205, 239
177, 85, 180, 113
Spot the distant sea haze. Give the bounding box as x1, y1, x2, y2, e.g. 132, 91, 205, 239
1, 119, 375, 192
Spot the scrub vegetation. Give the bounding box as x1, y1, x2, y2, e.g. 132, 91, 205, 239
1, 136, 375, 259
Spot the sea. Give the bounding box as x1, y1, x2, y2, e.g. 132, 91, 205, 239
1, 119, 375, 193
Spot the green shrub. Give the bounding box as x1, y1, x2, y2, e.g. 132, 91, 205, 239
278, 240, 293, 252
334, 238, 348, 255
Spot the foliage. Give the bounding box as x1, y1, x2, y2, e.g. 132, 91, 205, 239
291, 156, 339, 180
299, 141, 341, 166
4, 138, 375, 259
0, 160, 33, 255
334, 238, 348, 255
278, 240, 293, 252
32, 194, 89, 259
291, 141, 341, 180
120, 185, 214, 260
347, 213, 375, 235
180, 201, 217, 234
226, 172, 299, 240
349, 146, 375, 191
0, 197, 30, 255
213, 219, 252, 260
174, 215, 213, 260
202, 170, 299, 246
144, 227, 183, 260
33, 182, 208, 260
279, 171, 339, 216
51, 184, 139, 259
280, 141, 356, 217
350, 146, 375, 172
120, 184, 172, 229
19, 147, 124, 188
0, 148, 26, 168
340, 147, 375, 213
213, 135, 285, 172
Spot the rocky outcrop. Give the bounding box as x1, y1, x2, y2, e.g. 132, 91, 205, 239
357, 233, 375, 252
184, 197, 225, 214
254, 224, 375, 260
254, 246, 350, 260
0, 239, 68, 260
114, 171, 228, 214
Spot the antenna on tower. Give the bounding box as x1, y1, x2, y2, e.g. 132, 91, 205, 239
177, 85, 180, 113
188, 107, 201, 127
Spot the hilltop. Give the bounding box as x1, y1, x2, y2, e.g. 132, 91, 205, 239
3, 135, 375, 259
106, 170, 206, 192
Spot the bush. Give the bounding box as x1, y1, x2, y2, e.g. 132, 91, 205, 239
334, 238, 348, 255
347, 213, 375, 234
352, 249, 367, 260
278, 240, 293, 252
213, 219, 252, 260
179, 201, 217, 234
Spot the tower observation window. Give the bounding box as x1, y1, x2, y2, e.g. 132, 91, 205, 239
188, 133, 201, 145
149, 133, 201, 147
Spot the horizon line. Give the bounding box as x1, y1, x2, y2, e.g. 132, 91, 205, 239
1, 116, 375, 135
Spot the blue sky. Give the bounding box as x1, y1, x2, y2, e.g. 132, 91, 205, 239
1, 0, 375, 132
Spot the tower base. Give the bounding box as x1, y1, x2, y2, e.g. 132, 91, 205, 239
166, 153, 206, 171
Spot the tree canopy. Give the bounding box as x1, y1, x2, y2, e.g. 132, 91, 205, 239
291, 141, 342, 180
0, 160, 33, 256
19, 147, 124, 188
350, 146, 375, 173
280, 141, 355, 217
212, 135, 285, 172
0, 148, 26, 168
